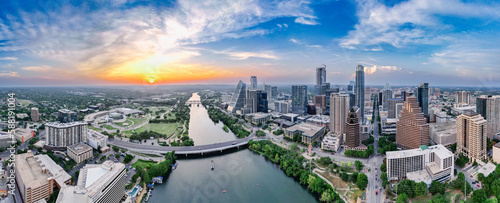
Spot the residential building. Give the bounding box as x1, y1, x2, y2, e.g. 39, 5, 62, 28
315, 66, 326, 95
313, 95, 326, 114
264, 85, 278, 102
227, 80, 246, 113
456, 111, 487, 161
476, 96, 487, 119
387, 145, 454, 184
58, 109, 77, 123
250, 76, 257, 89
274, 101, 291, 114
396, 97, 429, 150
493, 143, 500, 164
416, 83, 429, 118
56, 161, 126, 203
67, 143, 93, 164
284, 123, 325, 145
31, 107, 39, 122
321, 132, 342, 152
388, 98, 404, 118
345, 108, 360, 148
244, 89, 268, 113
330, 93, 349, 134
46, 121, 88, 147
355, 65, 365, 123
291, 85, 308, 115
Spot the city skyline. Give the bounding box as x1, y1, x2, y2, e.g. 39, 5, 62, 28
1, 0, 500, 87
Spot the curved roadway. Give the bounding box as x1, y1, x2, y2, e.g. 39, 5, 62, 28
109, 130, 257, 155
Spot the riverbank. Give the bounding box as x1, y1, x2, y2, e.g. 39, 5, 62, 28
248, 140, 344, 203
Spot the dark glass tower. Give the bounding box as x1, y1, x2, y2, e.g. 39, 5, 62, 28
292, 85, 308, 115
417, 83, 429, 118
355, 65, 365, 123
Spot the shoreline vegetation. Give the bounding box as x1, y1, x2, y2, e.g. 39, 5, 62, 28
248, 140, 344, 203
207, 107, 251, 138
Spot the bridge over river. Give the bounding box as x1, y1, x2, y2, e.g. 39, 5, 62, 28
109, 131, 264, 156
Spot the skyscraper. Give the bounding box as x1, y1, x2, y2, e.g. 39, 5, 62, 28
417, 83, 429, 119
456, 111, 487, 161
476, 96, 488, 118
388, 98, 404, 118
382, 83, 393, 111
227, 80, 247, 113
486, 96, 500, 137
271, 86, 278, 100
345, 108, 360, 148
348, 81, 355, 93
245, 89, 268, 113
396, 97, 429, 150
330, 93, 350, 134
250, 76, 257, 89
31, 107, 39, 122
316, 66, 326, 86
355, 65, 365, 123
292, 85, 308, 115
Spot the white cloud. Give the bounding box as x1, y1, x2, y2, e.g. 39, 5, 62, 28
306, 45, 322, 48
340, 0, 500, 50
0, 71, 19, 77
364, 65, 401, 75
0, 57, 17, 61
294, 17, 319, 25
290, 38, 299, 44
220, 51, 278, 60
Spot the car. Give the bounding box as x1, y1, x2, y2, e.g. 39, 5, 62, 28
477, 184, 480, 187
375, 191, 378, 195
232, 142, 237, 145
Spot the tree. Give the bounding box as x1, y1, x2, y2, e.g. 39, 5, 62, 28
290, 143, 299, 152
123, 154, 134, 163
478, 173, 485, 182
429, 194, 446, 203
415, 181, 427, 196
429, 181, 445, 195
340, 172, 349, 182
491, 178, 500, 198
256, 130, 266, 137
380, 163, 386, 172
356, 173, 368, 190
397, 193, 408, 203
320, 189, 334, 203
112, 146, 120, 152
355, 160, 364, 171
472, 189, 486, 203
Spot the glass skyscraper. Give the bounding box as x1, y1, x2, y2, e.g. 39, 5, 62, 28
292, 85, 308, 115
250, 76, 257, 89
355, 65, 365, 123
227, 80, 246, 113
417, 83, 429, 118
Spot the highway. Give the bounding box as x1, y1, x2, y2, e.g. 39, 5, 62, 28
109, 130, 258, 155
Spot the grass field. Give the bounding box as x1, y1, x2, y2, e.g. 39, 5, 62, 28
124, 122, 182, 137
114, 119, 133, 127
127, 117, 148, 128
317, 171, 348, 188
88, 126, 102, 131
148, 107, 171, 116
18, 100, 33, 106
101, 124, 117, 130
411, 190, 461, 203
132, 159, 158, 169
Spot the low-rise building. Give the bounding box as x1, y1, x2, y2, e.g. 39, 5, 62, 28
381, 118, 397, 135
56, 161, 126, 203
429, 121, 457, 148
67, 143, 93, 164
87, 130, 109, 151
282, 113, 299, 123
451, 106, 476, 115
493, 143, 500, 164
387, 145, 454, 185
321, 132, 342, 152
244, 113, 271, 125
13, 128, 34, 143
284, 123, 325, 145
306, 115, 330, 129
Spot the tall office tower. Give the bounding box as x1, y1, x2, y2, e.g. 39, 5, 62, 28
245, 90, 268, 113
486, 96, 500, 137
378, 92, 383, 106
456, 112, 487, 161
227, 80, 247, 113
250, 76, 257, 89
58, 109, 77, 123
345, 108, 360, 148
46, 122, 88, 147
355, 65, 365, 123
382, 83, 393, 111
316, 66, 326, 86
271, 86, 278, 100
347, 92, 356, 110
313, 95, 326, 113
396, 97, 429, 150
292, 85, 308, 115
388, 98, 404, 118
31, 107, 39, 122
455, 91, 471, 105
330, 93, 350, 134
417, 83, 429, 118
265, 85, 272, 101
476, 96, 488, 118
348, 81, 355, 93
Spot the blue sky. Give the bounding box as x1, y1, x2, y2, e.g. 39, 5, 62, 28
0, 0, 499, 87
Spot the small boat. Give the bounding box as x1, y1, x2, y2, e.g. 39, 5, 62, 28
211, 160, 215, 170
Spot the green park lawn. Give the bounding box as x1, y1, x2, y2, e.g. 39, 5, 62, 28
101, 124, 117, 130
124, 122, 182, 137
131, 159, 157, 169
114, 119, 133, 127
88, 125, 102, 131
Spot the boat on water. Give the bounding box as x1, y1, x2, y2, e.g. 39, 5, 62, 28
211, 160, 214, 170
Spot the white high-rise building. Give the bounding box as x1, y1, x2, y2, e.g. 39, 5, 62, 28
46, 121, 88, 147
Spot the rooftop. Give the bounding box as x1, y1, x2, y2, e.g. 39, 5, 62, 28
15, 152, 52, 189
87, 129, 108, 140
46, 121, 87, 128
285, 122, 324, 137
477, 163, 496, 177
68, 143, 92, 154
35, 154, 71, 187
77, 161, 126, 198
407, 169, 432, 184
494, 142, 500, 149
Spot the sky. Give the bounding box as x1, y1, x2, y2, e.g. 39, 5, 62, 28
0, 0, 500, 87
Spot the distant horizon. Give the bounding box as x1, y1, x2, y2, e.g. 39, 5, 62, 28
1, 0, 500, 86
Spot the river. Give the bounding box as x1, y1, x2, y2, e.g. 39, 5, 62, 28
147, 93, 318, 203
